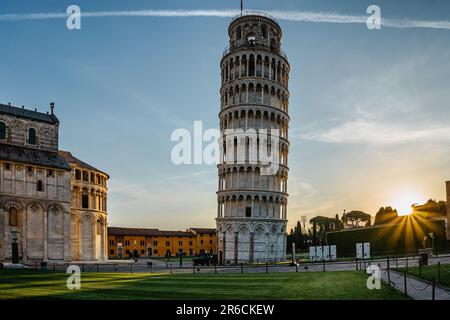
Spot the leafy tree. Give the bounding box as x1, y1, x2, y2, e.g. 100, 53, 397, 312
345, 210, 371, 227
374, 206, 399, 225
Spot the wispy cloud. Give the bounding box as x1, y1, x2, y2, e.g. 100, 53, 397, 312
0, 9, 449, 30
300, 118, 450, 145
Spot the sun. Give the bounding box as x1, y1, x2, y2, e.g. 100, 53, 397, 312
390, 190, 427, 216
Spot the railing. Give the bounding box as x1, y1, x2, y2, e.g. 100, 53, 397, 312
223, 43, 288, 60
230, 10, 279, 24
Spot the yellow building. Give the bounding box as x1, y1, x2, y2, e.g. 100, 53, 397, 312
188, 228, 217, 255
107, 227, 217, 258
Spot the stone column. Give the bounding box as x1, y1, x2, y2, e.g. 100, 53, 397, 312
249, 232, 254, 263
222, 231, 226, 264
234, 232, 238, 264
92, 220, 97, 261
43, 210, 48, 261
0, 208, 4, 260
78, 220, 82, 261
64, 212, 71, 262
22, 208, 27, 261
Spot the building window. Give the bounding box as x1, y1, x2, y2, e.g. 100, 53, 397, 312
200, 240, 204, 245
4, 163, 11, 170
27, 128, 37, 145
166, 241, 170, 246
110, 249, 115, 255
189, 241, 193, 246
0, 121, 5, 139
109, 240, 114, 246
210, 240, 213, 244
37, 180, 44, 192
141, 249, 145, 255
82, 194, 89, 209
90, 172, 94, 182
153, 240, 158, 246
153, 249, 158, 255
126, 250, 130, 254
9, 207, 18, 226
82, 171, 89, 182
125, 240, 130, 246
27, 166, 33, 175
47, 169, 53, 177
245, 207, 252, 217
140, 240, 145, 246
178, 241, 183, 246
75, 169, 81, 180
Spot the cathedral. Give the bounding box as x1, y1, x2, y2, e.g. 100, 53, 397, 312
216, 11, 290, 263
0, 102, 108, 262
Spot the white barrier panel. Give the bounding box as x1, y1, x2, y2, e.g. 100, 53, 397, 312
363, 242, 371, 259
356, 243, 363, 259
316, 246, 323, 261
309, 246, 316, 262
323, 245, 330, 261
330, 245, 337, 261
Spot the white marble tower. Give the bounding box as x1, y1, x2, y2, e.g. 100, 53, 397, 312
216, 11, 290, 264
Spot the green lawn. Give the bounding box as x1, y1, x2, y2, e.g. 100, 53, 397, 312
0, 269, 407, 300
395, 263, 450, 287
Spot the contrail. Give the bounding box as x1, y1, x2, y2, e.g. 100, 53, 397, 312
0, 9, 449, 30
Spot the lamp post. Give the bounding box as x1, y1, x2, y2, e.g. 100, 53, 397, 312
11, 230, 19, 264
429, 233, 435, 255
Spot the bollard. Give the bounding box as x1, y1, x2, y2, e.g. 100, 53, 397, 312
355, 258, 358, 271
214, 264, 217, 274
170, 264, 173, 274
193, 264, 195, 274
323, 259, 325, 272
295, 263, 298, 273
130, 263, 133, 273
432, 277, 436, 300
404, 272, 407, 296
240, 262, 243, 274
438, 262, 441, 282
387, 257, 391, 286
406, 257, 409, 272
265, 261, 268, 274
96, 264, 99, 272
82, 264, 85, 272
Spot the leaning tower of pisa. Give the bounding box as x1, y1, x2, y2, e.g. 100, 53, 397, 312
216, 11, 290, 264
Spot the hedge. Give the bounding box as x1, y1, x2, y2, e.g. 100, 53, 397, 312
326, 218, 447, 257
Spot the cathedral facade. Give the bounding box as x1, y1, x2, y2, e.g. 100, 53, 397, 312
216, 11, 290, 263
0, 102, 108, 262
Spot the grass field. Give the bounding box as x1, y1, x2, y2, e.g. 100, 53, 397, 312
0, 269, 407, 300
395, 263, 450, 287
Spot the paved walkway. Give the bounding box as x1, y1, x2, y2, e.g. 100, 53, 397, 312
380, 269, 450, 300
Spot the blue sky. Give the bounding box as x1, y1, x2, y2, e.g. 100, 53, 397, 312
1, 0, 449, 230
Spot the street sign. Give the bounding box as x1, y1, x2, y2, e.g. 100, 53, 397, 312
309, 246, 316, 262
316, 246, 323, 261
356, 243, 363, 259
330, 245, 337, 260
323, 245, 330, 261
363, 242, 371, 259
